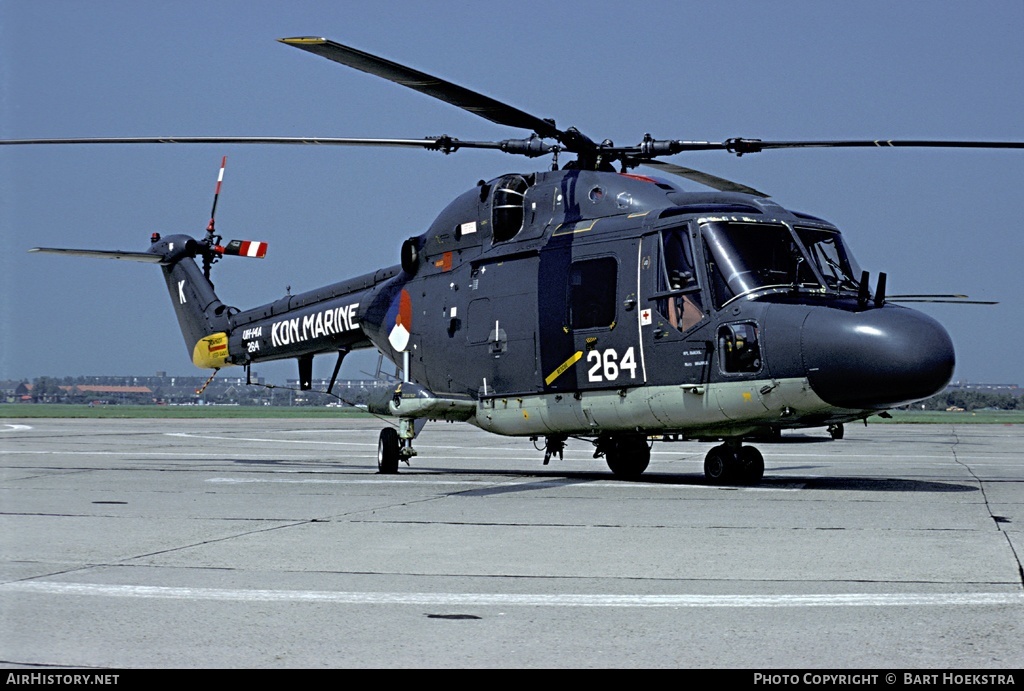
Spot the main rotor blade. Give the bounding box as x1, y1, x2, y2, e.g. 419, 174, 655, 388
888, 298, 998, 304
279, 37, 564, 142
0, 136, 476, 149
887, 293, 998, 305
888, 294, 970, 299
29, 247, 166, 263
641, 160, 770, 197
0, 135, 553, 159
670, 138, 1024, 155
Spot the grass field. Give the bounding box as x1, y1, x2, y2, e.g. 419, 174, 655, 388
874, 409, 1023, 424
1, 404, 1021, 424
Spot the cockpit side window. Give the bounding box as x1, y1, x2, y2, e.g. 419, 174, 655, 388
491, 174, 530, 242
719, 322, 762, 373
656, 226, 705, 332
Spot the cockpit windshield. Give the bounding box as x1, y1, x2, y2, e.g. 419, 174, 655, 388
795, 226, 862, 293
702, 221, 823, 308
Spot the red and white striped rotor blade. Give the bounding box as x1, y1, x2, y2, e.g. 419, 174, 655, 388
207, 155, 227, 233
215, 239, 268, 258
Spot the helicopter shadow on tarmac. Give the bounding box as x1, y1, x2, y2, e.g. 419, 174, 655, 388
219, 433, 977, 493
392, 465, 979, 494
760, 434, 840, 444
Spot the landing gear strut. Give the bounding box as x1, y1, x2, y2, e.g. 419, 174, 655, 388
704, 440, 764, 485
596, 433, 651, 480
541, 434, 567, 465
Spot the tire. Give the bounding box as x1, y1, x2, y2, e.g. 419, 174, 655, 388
739, 446, 764, 485
704, 445, 735, 484
378, 427, 400, 474
605, 435, 651, 479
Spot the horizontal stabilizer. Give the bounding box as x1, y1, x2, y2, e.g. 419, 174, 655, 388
29, 247, 165, 263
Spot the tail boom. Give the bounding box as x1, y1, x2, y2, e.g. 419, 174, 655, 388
218, 266, 403, 368
34, 233, 402, 373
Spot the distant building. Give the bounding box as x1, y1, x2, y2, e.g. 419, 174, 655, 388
947, 382, 1021, 396
0, 381, 32, 403
5, 373, 381, 406
59, 385, 155, 404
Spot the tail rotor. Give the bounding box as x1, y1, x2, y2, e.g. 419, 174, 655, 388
199, 155, 268, 281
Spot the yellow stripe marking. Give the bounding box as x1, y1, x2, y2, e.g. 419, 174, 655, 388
552, 219, 598, 237
545, 351, 583, 385
279, 37, 327, 45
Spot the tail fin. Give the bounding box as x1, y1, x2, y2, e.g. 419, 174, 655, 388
152, 234, 234, 369
31, 234, 233, 369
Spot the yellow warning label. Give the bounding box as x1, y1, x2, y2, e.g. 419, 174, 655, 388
545, 351, 583, 385
192, 332, 230, 370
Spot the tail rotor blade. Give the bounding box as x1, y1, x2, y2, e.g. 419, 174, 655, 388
215, 240, 268, 258
207, 155, 227, 234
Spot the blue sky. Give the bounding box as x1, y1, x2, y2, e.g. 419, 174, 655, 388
1, 0, 1022, 385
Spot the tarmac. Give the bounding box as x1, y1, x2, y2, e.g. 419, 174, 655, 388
1, 417, 1022, 668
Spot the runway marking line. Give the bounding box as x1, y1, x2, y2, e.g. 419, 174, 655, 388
3, 581, 1022, 608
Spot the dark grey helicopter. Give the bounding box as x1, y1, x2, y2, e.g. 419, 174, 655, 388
5, 37, 1021, 483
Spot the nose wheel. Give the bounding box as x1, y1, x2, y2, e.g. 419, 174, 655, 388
704, 442, 764, 485
377, 420, 419, 474
377, 427, 400, 474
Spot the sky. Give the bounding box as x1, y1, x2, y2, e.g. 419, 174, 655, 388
1, 0, 1022, 386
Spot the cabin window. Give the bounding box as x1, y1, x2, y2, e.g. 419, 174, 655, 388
491, 174, 530, 242
656, 226, 705, 333
569, 257, 617, 330
718, 322, 761, 373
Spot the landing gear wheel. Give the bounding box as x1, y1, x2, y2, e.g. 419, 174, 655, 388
704, 445, 736, 484
828, 423, 845, 440
604, 434, 651, 479
739, 446, 764, 485
377, 427, 400, 474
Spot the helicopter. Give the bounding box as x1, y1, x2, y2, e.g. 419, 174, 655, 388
4, 37, 1022, 484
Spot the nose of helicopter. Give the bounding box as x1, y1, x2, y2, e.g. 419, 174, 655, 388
801, 305, 955, 409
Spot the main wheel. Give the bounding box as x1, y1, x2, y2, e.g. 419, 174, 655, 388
739, 446, 764, 485
605, 435, 651, 479
378, 427, 400, 474
828, 423, 845, 440
704, 445, 736, 484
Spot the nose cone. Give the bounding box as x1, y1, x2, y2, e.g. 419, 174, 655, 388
802, 306, 955, 409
